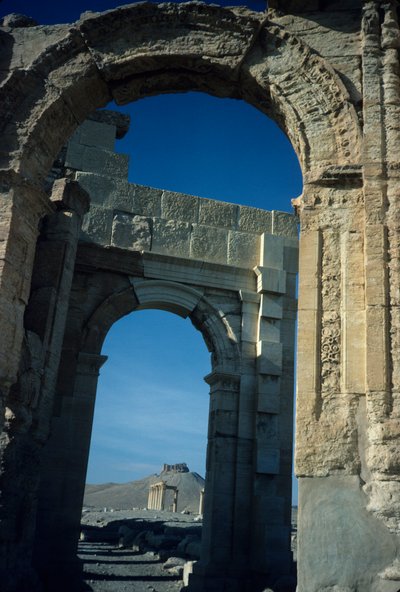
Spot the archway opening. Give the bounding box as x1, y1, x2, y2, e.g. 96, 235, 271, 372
118, 90, 302, 509
112, 92, 302, 211
90, 91, 302, 507
85, 308, 210, 491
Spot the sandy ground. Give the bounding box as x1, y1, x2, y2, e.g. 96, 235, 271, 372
79, 542, 183, 592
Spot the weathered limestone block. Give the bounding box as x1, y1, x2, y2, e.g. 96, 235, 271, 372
274, 10, 361, 60
161, 190, 199, 223
111, 212, 151, 251
78, 3, 263, 85
76, 173, 162, 218
272, 211, 298, 238
132, 184, 162, 217
75, 172, 121, 206
5, 30, 111, 178
295, 397, 361, 477
70, 119, 116, 151
151, 219, 191, 258
198, 198, 238, 229
190, 224, 228, 264
228, 230, 260, 268
66, 144, 129, 178
297, 476, 398, 592
238, 205, 272, 234
81, 204, 112, 245
330, 55, 363, 106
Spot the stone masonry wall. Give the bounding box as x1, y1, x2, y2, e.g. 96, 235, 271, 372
62, 116, 298, 267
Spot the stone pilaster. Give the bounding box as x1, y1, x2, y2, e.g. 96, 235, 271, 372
0, 171, 52, 401
0, 178, 89, 592
34, 351, 107, 586
252, 233, 296, 576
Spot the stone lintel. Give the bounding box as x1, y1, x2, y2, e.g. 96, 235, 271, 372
143, 251, 256, 293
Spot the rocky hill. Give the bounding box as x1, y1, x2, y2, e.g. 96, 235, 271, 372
84, 464, 205, 514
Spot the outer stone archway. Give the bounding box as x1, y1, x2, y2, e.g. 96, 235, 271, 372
0, 2, 400, 592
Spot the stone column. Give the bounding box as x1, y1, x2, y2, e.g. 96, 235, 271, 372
160, 483, 166, 511
199, 489, 205, 516
154, 485, 158, 510
0, 178, 89, 592
172, 488, 178, 513
34, 351, 107, 585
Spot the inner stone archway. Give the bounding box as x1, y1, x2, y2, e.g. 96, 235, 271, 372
85, 307, 210, 487
1, 3, 400, 592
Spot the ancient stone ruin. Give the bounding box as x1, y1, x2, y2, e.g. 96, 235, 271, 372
0, 1, 400, 591
148, 482, 179, 512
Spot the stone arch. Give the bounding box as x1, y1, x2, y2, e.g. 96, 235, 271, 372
82, 278, 240, 374
1, 2, 361, 183
36, 273, 244, 588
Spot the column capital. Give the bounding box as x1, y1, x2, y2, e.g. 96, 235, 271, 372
239, 290, 260, 304
77, 352, 108, 376
204, 370, 241, 390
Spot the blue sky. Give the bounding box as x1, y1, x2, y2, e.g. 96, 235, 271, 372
0, 0, 267, 24
1, 1, 302, 502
